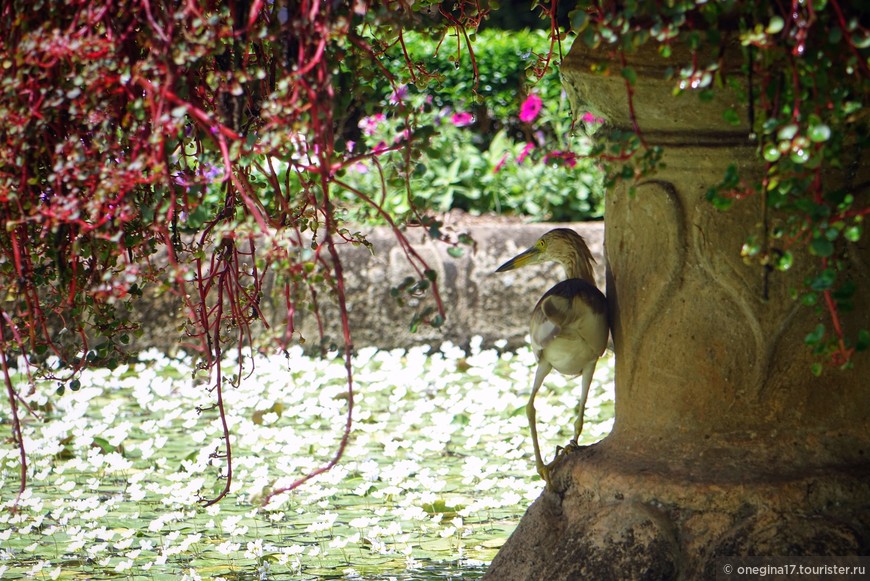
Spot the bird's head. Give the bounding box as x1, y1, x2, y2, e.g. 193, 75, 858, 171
495, 228, 595, 281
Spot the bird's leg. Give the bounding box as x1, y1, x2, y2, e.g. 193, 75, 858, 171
572, 360, 598, 444
527, 361, 552, 483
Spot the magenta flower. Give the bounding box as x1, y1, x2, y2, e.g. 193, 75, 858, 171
545, 150, 578, 168
451, 112, 474, 127
359, 113, 385, 136
517, 142, 535, 163
519, 94, 543, 123
493, 152, 509, 174
581, 111, 605, 125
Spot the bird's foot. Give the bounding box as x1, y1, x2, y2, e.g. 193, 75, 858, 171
535, 461, 551, 487
539, 441, 583, 488
553, 439, 581, 460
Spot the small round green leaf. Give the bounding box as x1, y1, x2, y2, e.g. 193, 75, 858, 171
766, 16, 785, 34
808, 123, 831, 143
777, 124, 799, 141
763, 145, 781, 162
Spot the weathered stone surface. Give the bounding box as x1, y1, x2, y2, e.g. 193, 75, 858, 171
485, 37, 870, 581
486, 442, 870, 580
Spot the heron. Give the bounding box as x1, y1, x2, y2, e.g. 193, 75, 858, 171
496, 228, 608, 483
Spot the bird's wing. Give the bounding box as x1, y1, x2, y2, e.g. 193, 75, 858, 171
530, 293, 571, 351
530, 279, 608, 356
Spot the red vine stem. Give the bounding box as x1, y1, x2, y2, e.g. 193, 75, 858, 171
0, 313, 26, 509
202, 260, 233, 506
618, 47, 648, 149
820, 257, 854, 366
334, 175, 446, 319
829, 0, 870, 77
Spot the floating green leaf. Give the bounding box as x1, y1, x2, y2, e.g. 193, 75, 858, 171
763, 144, 781, 162
844, 224, 862, 242
777, 124, 799, 141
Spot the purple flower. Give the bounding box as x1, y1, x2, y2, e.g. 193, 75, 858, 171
389, 85, 409, 104
519, 94, 543, 123
202, 163, 222, 180
451, 112, 474, 127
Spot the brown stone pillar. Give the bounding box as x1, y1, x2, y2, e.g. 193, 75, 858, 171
485, 41, 870, 580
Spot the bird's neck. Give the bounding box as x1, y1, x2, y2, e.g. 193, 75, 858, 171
561, 254, 595, 284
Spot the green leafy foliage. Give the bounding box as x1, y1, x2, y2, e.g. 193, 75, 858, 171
329, 31, 606, 224
375, 29, 566, 123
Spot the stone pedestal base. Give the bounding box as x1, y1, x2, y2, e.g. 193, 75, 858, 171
484, 439, 870, 580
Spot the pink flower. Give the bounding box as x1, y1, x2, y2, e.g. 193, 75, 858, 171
581, 112, 605, 125
545, 150, 578, 168
517, 142, 535, 163
493, 152, 509, 174
451, 112, 474, 127
359, 113, 385, 136
519, 94, 543, 123
393, 128, 412, 144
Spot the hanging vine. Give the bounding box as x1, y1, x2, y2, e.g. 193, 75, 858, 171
0, 0, 482, 504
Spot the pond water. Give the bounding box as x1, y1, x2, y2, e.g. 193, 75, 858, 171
0, 340, 614, 579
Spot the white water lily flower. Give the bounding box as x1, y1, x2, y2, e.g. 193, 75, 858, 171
439, 526, 456, 538
4, 339, 615, 577
178, 533, 202, 552
216, 540, 241, 555
244, 538, 264, 558
348, 516, 377, 528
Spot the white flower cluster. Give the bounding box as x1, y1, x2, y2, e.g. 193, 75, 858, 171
0, 339, 614, 577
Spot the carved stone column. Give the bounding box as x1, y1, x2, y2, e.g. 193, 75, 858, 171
484, 41, 870, 580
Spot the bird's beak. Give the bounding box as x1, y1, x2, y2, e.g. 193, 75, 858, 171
495, 246, 541, 272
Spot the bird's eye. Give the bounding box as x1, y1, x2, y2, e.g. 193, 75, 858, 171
537, 240, 546, 250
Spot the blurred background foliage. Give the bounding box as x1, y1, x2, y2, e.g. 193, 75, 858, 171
201, 27, 606, 227
328, 28, 605, 224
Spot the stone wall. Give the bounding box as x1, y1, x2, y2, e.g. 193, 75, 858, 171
131, 220, 606, 355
